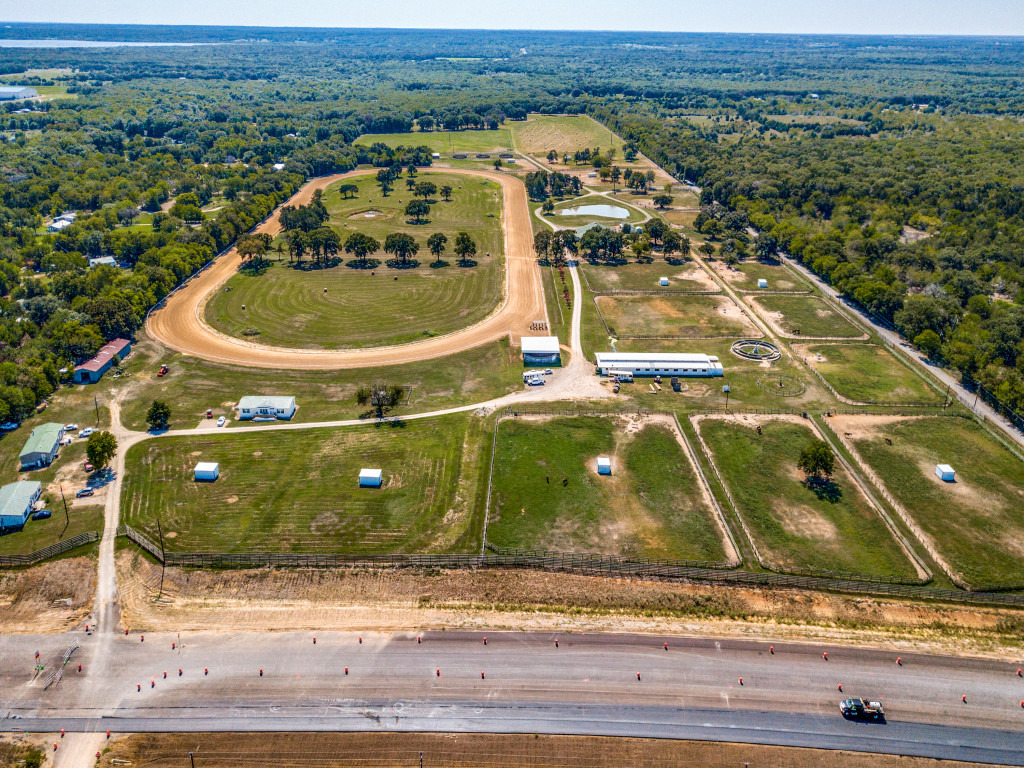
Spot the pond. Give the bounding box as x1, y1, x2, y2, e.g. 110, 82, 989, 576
558, 204, 629, 219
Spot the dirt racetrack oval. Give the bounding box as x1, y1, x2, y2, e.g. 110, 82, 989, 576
146, 168, 546, 369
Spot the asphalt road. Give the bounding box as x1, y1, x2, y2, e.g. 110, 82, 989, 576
3, 632, 1022, 764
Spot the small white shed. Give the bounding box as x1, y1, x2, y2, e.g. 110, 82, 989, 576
935, 464, 955, 482
359, 468, 383, 487
597, 457, 612, 475
757, 278, 768, 288
659, 277, 669, 286
431, 152, 440, 159
194, 462, 219, 481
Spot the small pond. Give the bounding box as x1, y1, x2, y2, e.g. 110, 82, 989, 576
558, 204, 629, 219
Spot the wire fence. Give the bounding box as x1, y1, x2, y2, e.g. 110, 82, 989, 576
591, 294, 765, 341
0, 531, 99, 567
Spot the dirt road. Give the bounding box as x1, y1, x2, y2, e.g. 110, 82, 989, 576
145, 168, 546, 369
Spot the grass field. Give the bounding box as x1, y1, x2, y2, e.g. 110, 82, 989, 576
508, 114, 621, 156
802, 343, 941, 404
487, 417, 727, 561
205, 173, 504, 349
119, 336, 522, 431
0, 504, 103, 556
596, 294, 759, 338
753, 295, 864, 338
698, 417, 915, 578
581, 259, 719, 293
121, 415, 484, 554
354, 129, 513, 154
845, 415, 1024, 587
714, 260, 808, 292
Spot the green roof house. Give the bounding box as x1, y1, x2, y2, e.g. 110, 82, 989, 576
19, 422, 66, 470
0, 480, 41, 531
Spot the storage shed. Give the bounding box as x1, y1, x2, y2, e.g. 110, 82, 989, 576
935, 464, 956, 482
757, 279, 768, 288
597, 457, 612, 475
521, 336, 561, 367
659, 277, 669, 286
359, 468, 383, 488
194, 462, 220, 481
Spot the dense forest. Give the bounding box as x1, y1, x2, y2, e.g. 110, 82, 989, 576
3, 25, 1024, 419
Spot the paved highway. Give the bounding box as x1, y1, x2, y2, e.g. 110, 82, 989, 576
3, 631, 1022, 764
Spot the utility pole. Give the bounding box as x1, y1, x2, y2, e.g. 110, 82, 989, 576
157, 518, 166, 599
94, 395, 99, 427
189, 753, 195, 768
59, 484, 70, 538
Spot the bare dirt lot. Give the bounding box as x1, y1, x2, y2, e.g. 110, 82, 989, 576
0, 557, 95, 633
99, 732, 1001, 768
116, 550, 1024, 659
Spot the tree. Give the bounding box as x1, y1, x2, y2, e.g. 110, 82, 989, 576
86, 430, 118, 470
652, 193, 674, 209
146, 400, 171, 431
533, 230, 552, 261
339, 184, 359, 199
376, 168, 394, 196
754, 232, 779, 261
406, 177, 417, 192
645, 218, 666, 245
427, 232, 448, 265
662, 230, 682, 260
914, 329, 943, 358
117, 207, 140, 226
632, 237, 652, 263
407, 164, 417, 177
405, 199, 430, 223
454, 232, 477, 266
384, 232, 419, 266
798, 439, 835, 483
699, 242, 716, 258
356, 381, 405, 419
344, 232, 380, 266
440, 185, 453, 202
493, 158, 503, 171
414, 181, 437, 200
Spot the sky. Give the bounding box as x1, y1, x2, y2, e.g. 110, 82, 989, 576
4, 0, 1024, 36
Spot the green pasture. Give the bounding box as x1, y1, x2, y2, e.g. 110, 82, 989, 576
508, 114, 621, 156
487, 417, 727, 561
596, 294, 759, 338
118, 336, 522, 431
753, 294, 864, 338
205, 172, 504, 349
803, 343, 941, 404
849, 415, 1024, 587
354, 129, 513, 154
0, 504, 102, 556
716, 260, 808, 292
121, 415, 484, 554
581, 259, 718, 293
699, 417, 915, 578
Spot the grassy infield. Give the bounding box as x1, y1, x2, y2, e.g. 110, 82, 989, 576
6, 115, 1024, 589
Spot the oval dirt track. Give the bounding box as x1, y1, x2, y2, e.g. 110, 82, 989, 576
146, 168, 546, 369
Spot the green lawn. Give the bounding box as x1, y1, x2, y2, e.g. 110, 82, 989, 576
753, 295, 864, 338
848, 416, 1024, 588
121, 415, 485, 554
119, 335, 522, 431
698, 417, 915, 579
0, 504, 103, 556
581, 259, 719, 293
205, 172, 504, 349
354, 129, 513, 154
488, 417, 727, 562
802, 343, 941, 404
715, 259, 808, 292
596, 294, 759, 338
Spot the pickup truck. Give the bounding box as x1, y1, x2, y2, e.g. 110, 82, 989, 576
840, 698, 885, 722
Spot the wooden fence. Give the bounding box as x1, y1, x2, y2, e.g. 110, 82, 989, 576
0, 531, 99, 567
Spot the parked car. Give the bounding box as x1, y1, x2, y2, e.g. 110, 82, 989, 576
527, 378, 545, 386
79, 427, 95, 438
217, 416, 226, 427
75, 488, 94, 498
32, 510, 52, 520
65, 423, 79, 431
0, 422, 18, 430
84, 463, 93, 472
207, 409, 213, 419
543, 369, 553, 375
840, 698, 885, 722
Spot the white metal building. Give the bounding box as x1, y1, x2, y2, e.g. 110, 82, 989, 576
521, 336, 561, 367
594, 352, 724, 378
194, 462, 220, 481
0, 86, 37, 101
935, 464, 955, 482
597, 457, 612, 475
359, 468, 383, 487
236, 396, 296, 420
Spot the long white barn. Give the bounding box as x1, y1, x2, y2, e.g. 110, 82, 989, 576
594, 352, 724, 378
